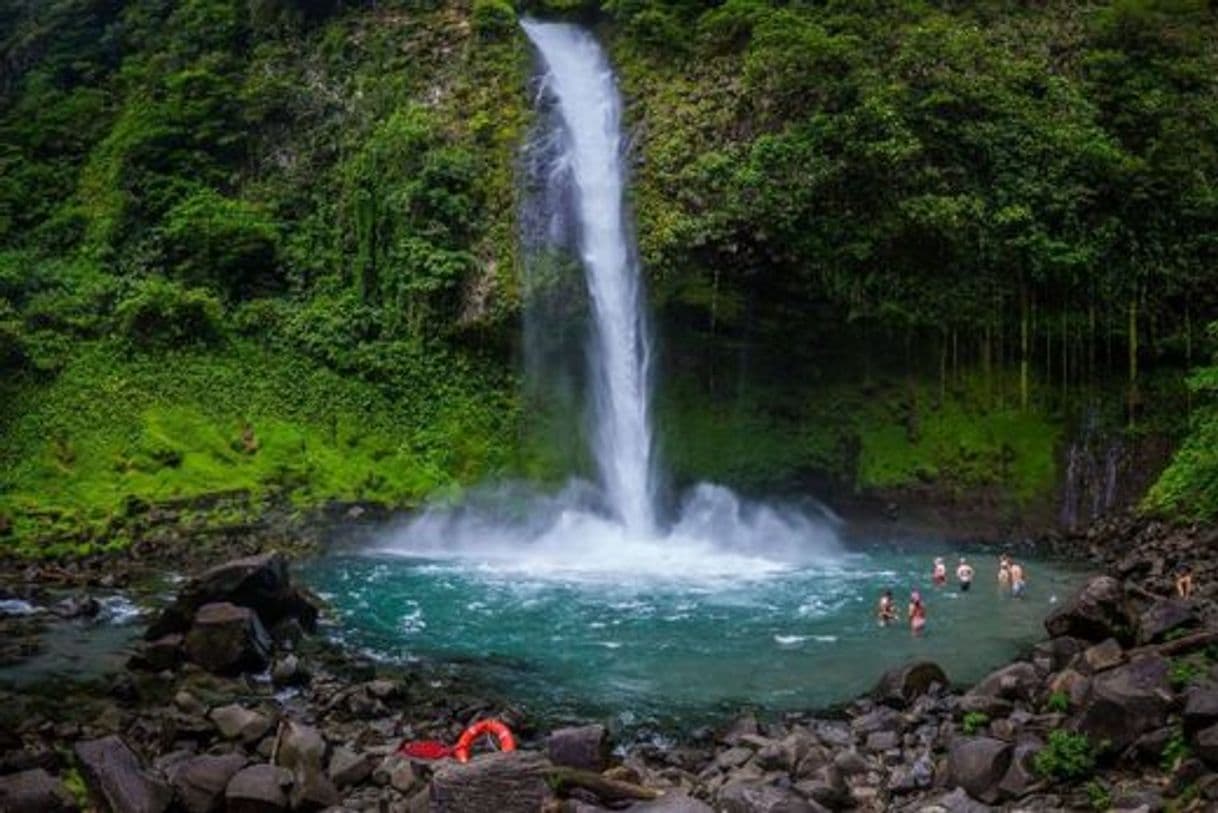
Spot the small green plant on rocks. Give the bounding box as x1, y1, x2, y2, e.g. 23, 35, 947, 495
1033, 730, 1097, 781
1046, 690, 1070, 713
1085, 779, 1111, 812
1161, 727, 1191, 772
1169, 657, 1206, 690
962, 711, 990, 735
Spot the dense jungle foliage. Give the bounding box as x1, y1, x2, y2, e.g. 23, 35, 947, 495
1, 0, 1217, 552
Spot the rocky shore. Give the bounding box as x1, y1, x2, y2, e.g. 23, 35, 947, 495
1, 515, 1216, 812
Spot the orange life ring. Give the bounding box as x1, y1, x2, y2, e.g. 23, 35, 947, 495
451, 718, 516, 763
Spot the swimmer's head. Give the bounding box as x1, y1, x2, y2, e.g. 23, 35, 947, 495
911, 590, 922, 602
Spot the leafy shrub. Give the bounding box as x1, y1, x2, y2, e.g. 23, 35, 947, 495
114, 278, 223, 348
1085, 779, 1111, 812
1170, 657, 1205, 689
472, 0, 516, 40
962, 712, 990, 735
1046, 690, 1070, 713
1162, 727, 1191, 772
1033, 730, 1097, 782
161, 188, 281, 300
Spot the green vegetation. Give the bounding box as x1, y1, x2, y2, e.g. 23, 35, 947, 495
1161, 727, 1191, 772
1085, 779, 1111, 812
2, 0, 1218, 551
1168, 655, 1207, 690
1034, 730, 1098, 782
1046, 690, 1071, 714
962, 711, 990, 736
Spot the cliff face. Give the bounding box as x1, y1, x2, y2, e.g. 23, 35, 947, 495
1, 0, 1216, 552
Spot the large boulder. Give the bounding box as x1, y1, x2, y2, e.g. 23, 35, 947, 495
996, 738, 1042, 800
967, 662, 1041, 704
210, 704, 273, 744
546, 724, 610, 772
1195, 723, 1218, 765
1183, 688, 1218, 737
1044, 576, 1132, 643
225, 764, 291, 813
948, 737, 1013, 804
147, 552, 318, 640
1073, 655, 1172, 751
74, 736, 172, 813
717, 780, 824, 812
1137, 599, 1201, 645
167, 753, 248, 813
0, 768, 76, 812
274, 721, 338, 810
184, 603, 272, 675
429, 751, 552, 812
873, 660, 949, 708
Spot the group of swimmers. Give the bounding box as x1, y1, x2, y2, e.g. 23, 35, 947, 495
876, 553, 1029, 636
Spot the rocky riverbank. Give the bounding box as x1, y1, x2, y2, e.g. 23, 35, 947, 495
1, 517, 1216, 812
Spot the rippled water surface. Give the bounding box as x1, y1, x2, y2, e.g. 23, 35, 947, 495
301, 545, 1089, 726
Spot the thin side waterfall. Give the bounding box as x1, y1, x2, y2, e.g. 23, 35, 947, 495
522, 20, 656, 536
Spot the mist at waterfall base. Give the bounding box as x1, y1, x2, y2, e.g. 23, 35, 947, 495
300, 20, 1089, 728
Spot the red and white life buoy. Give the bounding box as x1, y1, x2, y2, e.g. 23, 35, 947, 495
451, 718, 516, 763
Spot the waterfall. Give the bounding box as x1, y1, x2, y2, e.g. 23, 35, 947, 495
522, 20, 656, 536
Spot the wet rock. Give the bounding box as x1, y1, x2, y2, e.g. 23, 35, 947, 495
1074, 655, 1171, 751
147, 552, 318, 641
1044, 576, 1131, 644
873, 660, 948, 708
0, 768, 76, 812
968, 662, 1041, 704
372, 754, 416, 793
328, 747, 373, 788
1194, 723, 1218, 765
184, 603, 272, 675
546, 724, 610, 772
1136, 599, 1200, 645
948, 737, 1012, 804
51, 595, 100, 619
429, 751, 552, 812
74, 735, 172, 813
225, 764, 292, 813
271, 654, 308, 687
718, 780, 825, 812
210, 704, 273, 744
1183, 688, 1218, 736
167, 753, 248, 813
1080, 638, 1124, 674
130, 634, 183, 672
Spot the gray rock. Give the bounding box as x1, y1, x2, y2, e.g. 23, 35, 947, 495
1136, 599, 1200, 645
626, 793, 714, 812
1074, 655, 1172, 751
851, 706, 903, 736
968, 662, 1041, 703
275, 721, 338, 810
793, 745, 832, 779
74, 736, 171, 813
958, 693, 1013, 718
723, 713, 761, 745
948, 737, 1013, 804
1033, 637, 1087, 672
167, 753, 247, 813
174, 690, 207, 717
372, 754, 416, 793
918, 787, 995, 812
0, 768, 76, 812
184, 603, 272, 675
1080, 638, 1124, 674
1195, 723, 1218, 765
865, 731, 899, 752
428, 751, 551, 813
1044, 576, 1131, 643
210, 704, 273, 744
130, 634, 182, 671
874, 660, 949, 708
719, 780, 824, 812
1183, 688, 1218, 736
1045, 669, 1090, 709
328, 746, 373, 788
271, 654, 307, 687
716, 746, 755, 770
832, 750, 869, 776
546, 724, 609, 772
225, 764, 291, 813
996, 739, 1042, 800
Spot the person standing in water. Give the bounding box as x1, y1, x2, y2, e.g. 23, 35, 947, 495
932, 557, 947, 587
877, 589, 899, 626
1010, 561, 1027, 598
956, 557, 974, 592
909, 590, 927, 636
1175, 563, 1193, 599
998, 554, 1012, 592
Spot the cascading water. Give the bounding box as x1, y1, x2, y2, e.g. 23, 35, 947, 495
523, 20, 656, 536
375, 18, 839, 579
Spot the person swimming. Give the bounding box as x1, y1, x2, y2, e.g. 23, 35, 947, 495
932, 557, 947, 587
998, 554, 1012, 591
956, 557, 974, 592
1010, 561, 1026, 598
877, 589, 899, 626
909, 590, 927, 636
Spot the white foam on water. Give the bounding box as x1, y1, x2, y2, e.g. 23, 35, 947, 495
0, 599, 40, 617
